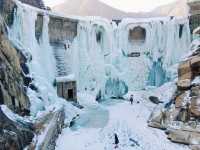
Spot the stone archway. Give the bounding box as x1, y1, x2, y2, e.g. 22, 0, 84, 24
129, 26, 146, 43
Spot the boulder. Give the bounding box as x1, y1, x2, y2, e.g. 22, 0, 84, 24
190, 97, 200, 117
149, 96, 163, 104
148, 105, 166, 129
167, 123, 200, 145
167, 129, 191, 144
191, 86, 200, 97
190, 145, 200, 150
175, 92, 188, 108
177, 79, 191, 89
178, 60, 193, 81
0, 107, 34, 150
177, 60, 193, 89
191, 55, 200, 77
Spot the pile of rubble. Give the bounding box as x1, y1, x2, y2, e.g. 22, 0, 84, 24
148, 42, 200, 150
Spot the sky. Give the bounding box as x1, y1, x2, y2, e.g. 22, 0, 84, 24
43, 0, 177, 12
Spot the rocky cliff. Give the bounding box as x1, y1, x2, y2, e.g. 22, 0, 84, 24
0, 0, 78, 149
0, 16, 30, 114
0, 106, 34, 150
19, 0, 44, 9
148, 40, 200, 149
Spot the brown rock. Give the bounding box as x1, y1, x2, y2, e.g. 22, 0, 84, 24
0, 107, 34, 150
190, 145, 200, 150
175, 92, 187, 108
0, 18, 30, 113
148, 106, 165, 129
177, 79, 191, 89
191, 55, 200, 77
167, 127, 200, 145
167, 129, 191, 144
191, 86, 200, 97
178, 60, 192, 81
191, 97, 200, 117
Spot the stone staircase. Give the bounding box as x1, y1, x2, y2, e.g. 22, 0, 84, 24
53, 47, 71, 78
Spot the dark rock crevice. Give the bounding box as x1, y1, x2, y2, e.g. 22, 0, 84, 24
0, 107, 34, 150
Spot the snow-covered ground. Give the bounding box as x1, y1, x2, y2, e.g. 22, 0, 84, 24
56, 86, 189, 150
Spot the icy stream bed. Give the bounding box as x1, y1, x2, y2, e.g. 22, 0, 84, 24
71, 104, 109, 129
56, 90, 190, 150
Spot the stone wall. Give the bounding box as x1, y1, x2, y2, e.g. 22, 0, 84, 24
34, 13, 78, 45
48, 16, 78, 44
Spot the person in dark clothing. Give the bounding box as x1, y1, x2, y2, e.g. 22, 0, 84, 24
114, 133, 119, 148
130, 95, 134, 105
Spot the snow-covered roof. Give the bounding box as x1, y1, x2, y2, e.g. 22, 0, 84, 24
56, 74, 75, 82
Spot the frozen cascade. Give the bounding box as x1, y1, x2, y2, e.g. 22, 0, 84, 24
7, 1, 191, 105
7, 1, 63, 115
74, 17, 191, 99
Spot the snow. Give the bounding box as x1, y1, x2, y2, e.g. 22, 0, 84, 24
8, 1, 191, 101
56, 74, 75, 82
56, 87, 189, 150
4, 1, 193, 149
192, 76, 200, 85
72, 16, 191, 99
1, 105, 33, 123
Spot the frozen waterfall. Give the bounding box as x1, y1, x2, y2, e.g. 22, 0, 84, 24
7, 1, 191, 105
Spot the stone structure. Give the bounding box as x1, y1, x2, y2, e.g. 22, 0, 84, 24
48, 16, 78, 44
57, 81, 77, 102
148, 41, 200, 148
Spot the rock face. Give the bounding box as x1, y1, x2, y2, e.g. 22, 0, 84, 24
19, 0, 45, 9
0, 107, 34, 150
148, 42, 200, 148
0, 19, 30, 114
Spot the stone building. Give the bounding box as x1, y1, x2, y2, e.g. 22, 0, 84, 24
56, 77, 77, 102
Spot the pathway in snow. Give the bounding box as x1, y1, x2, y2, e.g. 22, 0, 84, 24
56, 92, 190, 150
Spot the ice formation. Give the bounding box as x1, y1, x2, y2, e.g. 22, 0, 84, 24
7, 1, 191, 110
74, 17, 191, 99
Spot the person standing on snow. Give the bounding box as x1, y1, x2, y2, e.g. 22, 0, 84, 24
130, 95, 134, 105
114, 133, 119, 149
